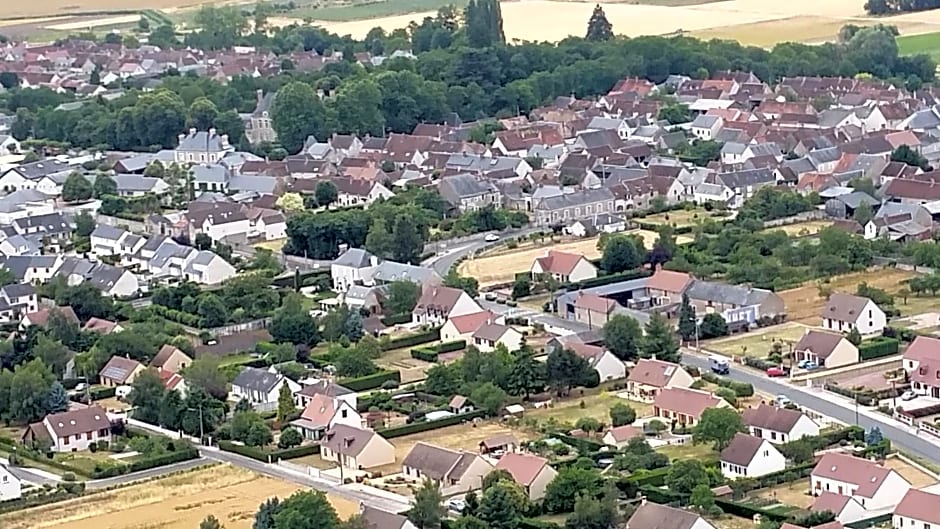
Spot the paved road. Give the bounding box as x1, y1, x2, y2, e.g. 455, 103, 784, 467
201, 448, 412, 513
682, 349, 940, 464
423, 227, 543, 276
86, 457, 214, 490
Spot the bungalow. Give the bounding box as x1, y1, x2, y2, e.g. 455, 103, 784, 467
902, 336, 940, 398
20, 306, 79, 330
291, 393, 363, 441
495, 453, 558, 501
412, 285, 482, 326
821, 293, 886, 336
529, 250, 598, 284
479, 434, 518, 455
811, 453, 911, 511
440, 311, 501, 343
360, 506, 418, 529
471, 323, 524, 353
98, 356, 146, 387
719, 433, 786, 479
893, 489, 940, 529
24, 406, 112, 452
652, 387, 731, 428
320, 424, 395, 471
564, 214, 627, 238
602, 425, 644, 448
401, 442, 494, 495
568, 342, 626, 382
685, 280, 786, 327
812, 492, 869, 524
626, 359, 695, 403
448, 395, 475, 415
793, 330, 859, 369
742, 403, 820, 444
626, 502, 717, 529
0, 464, 21, 501
230, 366, 301, 412
150, 344, 192, 374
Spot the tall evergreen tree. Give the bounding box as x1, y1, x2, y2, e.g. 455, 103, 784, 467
677, 294, 697, 343
585, 4, 614, 41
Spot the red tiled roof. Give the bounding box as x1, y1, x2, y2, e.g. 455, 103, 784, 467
811, 453, 900, 498
534, 250, 586, 276
448, 311, 498, 334
894, 489, 940, 525
627, 358, 683, 388
653, 387, 724, 419
646, 269, 693, 294
903, 336, 940, 364
573, 293, 617, 313
495, 453, 549, 486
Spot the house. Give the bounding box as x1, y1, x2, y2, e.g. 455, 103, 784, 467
719, 433, 786, 479
572, 293, 621, 327
471, 323, 524, 353
291, 393, 363, 441
113, 173, 171, 197
331, 248, 379, 292
0, 282, 38, 323
645, 269, 694, 306
230, 366, 302, 412
412, 285, 482, 326
0, 464, 21, 501
530, 250, 598, 284
811, 453, 911, 510
245, 90, 277, 145
893, 489, 940, 529
158, 370, 188, 396
821, 293, 886, 336
564, 214, 627, 238
602, 425, 644, 448
793, 330, 860, 369
150, 345, 193, 374
626, 501, 717, 529
401, 442, 494, 494
626, 358, 695, 403
742, 403, 820, 444
569, 342, 626, 381
652, 387, 731, 428
812, 492, 869, 524
479, 434, 518, 455
174, 128, 233, 164
83, 317, 123, 334
685, 280, 786, 327
360, 505, 418, 529
438, 174, 502, 212
98, 356, 146, 387
448, 395, 475, 414
440, 311, 501, 343
494, 453, 558, 501
901, 336, 940, 397
534, 187, 616, 226
320, 424, 395, 470
295, 380, 357, 409
182, 251, 237, 286
20, 306, 79, 330
24, 406, 112, 452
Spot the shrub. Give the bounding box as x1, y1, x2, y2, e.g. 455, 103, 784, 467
381, 329, 440, 351
858, 337, 900, 360
338, 370, 401, 392
378, 410, 486, 439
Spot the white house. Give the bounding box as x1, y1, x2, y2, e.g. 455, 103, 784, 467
812, 492, 870, 524
412, 285, 482, 326
626, 502, 717, 529
821, 293, 886, 336
719, 433, 786, 479
291, 393, 363, 441
893, 489, 940, 529
471, 324, 524, 353
0, 464, 21, 501
0, 135, 20, 156
625, 358, 695, 403
902, 336, 940, 398
530, 250, 598, 284
440, 311, 502, 343
331, 248, 378, 292
402, 442, 494, 495
182, 251, 237, 286
495, 453, 558, 501
742, 403, 820, 444
25, 406, 112, 453
568, 342, 626, 382
320, 424, 395, 471
811, 453, 911, 511
230, 367, 301, 412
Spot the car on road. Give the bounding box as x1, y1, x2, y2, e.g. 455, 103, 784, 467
774, 395, 792, 407
484, 292, 497, 301
448, 498, 466, 513
484, 233, 500, 242
901, 390, 917, 401
766, 366, 788, 377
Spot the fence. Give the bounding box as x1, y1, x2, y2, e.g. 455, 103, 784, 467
276, 460, 341, 483
762, 209, 827, 228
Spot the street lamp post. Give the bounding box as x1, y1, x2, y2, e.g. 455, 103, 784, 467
188, 405, 204, 444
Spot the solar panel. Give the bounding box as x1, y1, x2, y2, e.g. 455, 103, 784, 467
101, 367, 128, 380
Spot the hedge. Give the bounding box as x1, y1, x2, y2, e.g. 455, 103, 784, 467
622, 466, 670, 487
378, 410, 486, 439
90, 446, 200, 479
0, 488, 82, 515
858, 337, 899, 360
714, 498, 790, 522
411, 340, 467, 363
338, 370, 401, 392
701, 372, 754, 397
149, 304, 203, 327
563, 269, 651, 291
381, 313, 413, 326
381, 329, 440, 351
637, 484, 686, 505
218, 440, 320, 462
70, 385, 117, 403
556, 434, 606, 453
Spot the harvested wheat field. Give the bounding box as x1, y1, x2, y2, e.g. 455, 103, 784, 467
779, 268, 917, 325
0, 465, 359, 529
0, 0, 221, 19
459, 237, 602, 286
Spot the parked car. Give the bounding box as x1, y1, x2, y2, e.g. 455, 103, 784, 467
484, 292, 497, 301
484, 233, 500, 242
901, 391, 916, 401
774, 395, 792, 407
766, 366, 788, 377
797, 360, 818, 370
448, 498, 466, 513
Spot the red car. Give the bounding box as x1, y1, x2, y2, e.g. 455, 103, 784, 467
766, 366, 788, 377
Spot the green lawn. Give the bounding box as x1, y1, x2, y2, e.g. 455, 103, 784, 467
656, 442, 716, 461
528, 392, 651, 425
291, 0, 470, 22
895, 295, 940, 317
897, 32, 940, 59
53, 450, 125, 476
643, 208, 716, 228
706, 322, 810, 358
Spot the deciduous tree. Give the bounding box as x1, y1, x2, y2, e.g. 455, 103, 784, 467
693, 407, 745, 451
603, 314, 642, 361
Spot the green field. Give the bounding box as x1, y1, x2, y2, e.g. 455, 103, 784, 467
897, 32, 940, 59
291, 0, 469, 22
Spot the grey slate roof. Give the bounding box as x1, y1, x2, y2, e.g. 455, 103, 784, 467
536, 187, 614, 211
5, 159, 73, 180
233, 366, 283, 394
439, 173, 498, 199
334, 248, 376, 268
0, 255, 58, 280
1, 282, 35, 298
178, 130, 228, 152
91, 225, 126, 241
192, 164, 230, 184
691, 114, 720, 129
113, 173, 164, 192
808, 147, 842, 165
716, 168, 775, 189
13, 212, 71, 235
686, 279, 772, 307
721, 142, 747, 155
369, 261, 437, 284
229, 175, 278, 194
831, 191, 878, 209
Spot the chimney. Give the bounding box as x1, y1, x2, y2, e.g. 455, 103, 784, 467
370, 255, 379, 267
189, 127, 196, 136
208, 127, 217, 138
257, 88, 264, 106
178, 133, 185, 145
